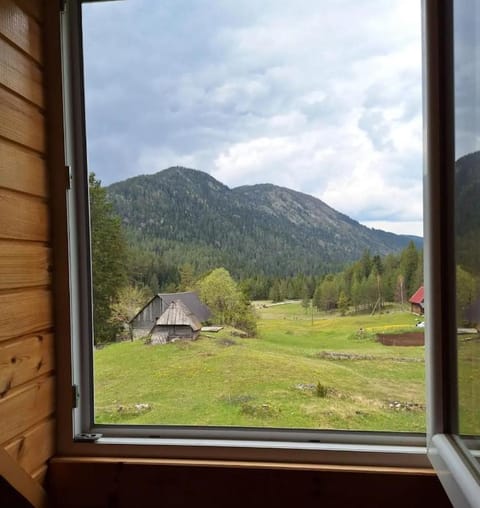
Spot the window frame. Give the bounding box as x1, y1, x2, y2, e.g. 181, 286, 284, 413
423, 1, 480, 506
55, 0, 460, 471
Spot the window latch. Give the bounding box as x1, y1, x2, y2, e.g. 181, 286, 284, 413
66, 165, 72, 190
72, 384, 80, 408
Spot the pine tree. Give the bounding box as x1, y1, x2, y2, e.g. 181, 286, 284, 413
89, 173, 127, 344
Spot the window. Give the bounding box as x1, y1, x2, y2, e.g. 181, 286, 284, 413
55, 0, 479, 498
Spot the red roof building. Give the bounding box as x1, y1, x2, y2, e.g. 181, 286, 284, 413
408, 286, 424, 314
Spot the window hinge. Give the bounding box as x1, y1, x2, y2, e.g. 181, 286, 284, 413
72, 384, 80, 408
66, 165, 72, 190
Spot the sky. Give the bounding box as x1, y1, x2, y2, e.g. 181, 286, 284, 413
82, 0, 423, 237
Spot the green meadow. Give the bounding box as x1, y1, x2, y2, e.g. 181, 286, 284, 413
94, 302, 426, 432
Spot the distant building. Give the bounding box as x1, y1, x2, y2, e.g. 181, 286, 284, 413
409, 286, 424, 315
130, 292, 211, 339
150, 300, 202, 344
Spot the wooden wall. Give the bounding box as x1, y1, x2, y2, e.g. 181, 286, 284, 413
0, 0, 55, 486
48, 459, 452, 508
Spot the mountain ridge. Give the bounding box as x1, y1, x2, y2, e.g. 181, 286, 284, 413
106, 166, 422, 278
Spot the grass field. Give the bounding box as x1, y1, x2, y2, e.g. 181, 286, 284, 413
94, 302, 426, 432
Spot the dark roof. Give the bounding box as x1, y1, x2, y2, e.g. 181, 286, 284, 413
153, 300, 202, 331
158, 292, 211, 322
129, 291, 211, 324
409, 286, 424, 304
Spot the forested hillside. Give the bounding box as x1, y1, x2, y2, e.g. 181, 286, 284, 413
106, 166, 422, 286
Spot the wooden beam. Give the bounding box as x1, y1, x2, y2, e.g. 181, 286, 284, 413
0, 446, 47, 507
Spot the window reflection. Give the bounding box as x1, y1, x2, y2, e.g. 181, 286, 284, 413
454, 0, 480, 462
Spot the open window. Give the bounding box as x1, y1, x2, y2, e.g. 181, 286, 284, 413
55, 1, 480, 498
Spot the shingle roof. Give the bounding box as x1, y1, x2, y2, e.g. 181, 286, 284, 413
158, 292, 211, 322
409, 286, 424, 304
154, 299, 202, 331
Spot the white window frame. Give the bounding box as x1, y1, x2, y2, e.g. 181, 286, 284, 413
423, 2, 480, 506
53, 0, 480, 488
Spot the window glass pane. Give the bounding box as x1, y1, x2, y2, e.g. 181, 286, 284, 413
454, 0, 480, 464
82, 0, 424, 432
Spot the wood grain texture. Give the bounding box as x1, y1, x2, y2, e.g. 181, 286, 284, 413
31, 464, 48, 485
0, 0, 42, 63
0, 332, 54, 395
0, 139, 48, 197
4, 418, 55, 475
0, 241, 51, 289
0, 189, 49, 241
0, 375, 54, 446
47, 460, 453, 508
0, 446, 47, 508
0, 35, 44, 107
0, 289, 53, 343
15, 0, 43, 24
0, 86, 45, 152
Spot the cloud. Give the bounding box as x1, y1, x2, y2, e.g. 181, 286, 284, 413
82, 0, 423, 234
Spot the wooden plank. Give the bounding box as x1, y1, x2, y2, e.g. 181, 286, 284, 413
0, 189, 49, 241
47, 460, 452, 508
0, 35, 44, 107
0, 0, 42, 63
15, 0, 43, 24
0, 241, 51, 289
0, 86, 45, 152
0, 446, 47, 507
0, 333, 54, 395
0, 289, 53, 343
0, 139, 48, 197
0, 375, 54, 445
4, 418, 55, 475
31, 464, 48, 485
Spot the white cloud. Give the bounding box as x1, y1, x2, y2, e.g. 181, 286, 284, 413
83, 0, 423, 235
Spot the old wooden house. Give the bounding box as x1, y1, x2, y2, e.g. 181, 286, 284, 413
409, 286, 425, 315
130, 291, 211, 339
150, 300, 202, 344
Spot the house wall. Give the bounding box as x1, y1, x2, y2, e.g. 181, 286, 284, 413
132, 295, 162, 336
0, 0, 55, 486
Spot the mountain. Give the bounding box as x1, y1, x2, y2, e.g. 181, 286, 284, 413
106, 167, 422, 278
455, 151, 480, 273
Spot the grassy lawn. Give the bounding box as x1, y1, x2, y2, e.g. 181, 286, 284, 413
94, 302, 425, 432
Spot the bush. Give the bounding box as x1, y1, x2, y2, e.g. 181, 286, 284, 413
316, 382, 329, 398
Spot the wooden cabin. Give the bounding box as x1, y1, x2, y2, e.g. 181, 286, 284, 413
150, 300, 201, 344
130, 291, 210, 339
409, 286, 425, 315
0, 2, 455, 507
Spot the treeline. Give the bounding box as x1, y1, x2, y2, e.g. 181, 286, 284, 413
90, 172, 425, 344
239, 242, 424, 312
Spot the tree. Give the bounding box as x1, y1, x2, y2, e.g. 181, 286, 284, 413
197, 268, 242, 324
109, 285, 152, 339
89, 173, 127, 344
337, 291, 349, 316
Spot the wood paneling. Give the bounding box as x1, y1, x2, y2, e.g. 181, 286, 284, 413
31, 465, 48, 485
0, 0, 56, 490
0, 140, 48, 197
0, 333, 54, 394
0, 35, 44, 107
47, 460, 453, 508
0, 86, 45, 152
0, 447, 48, 508
0, 290, 53, 343
0, 189, 49, 241
0, 0, 42, 63
0, 241, 51, 289
14, 0, 43, 25
4, 418, 55, 475
0, 375, 54, 445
